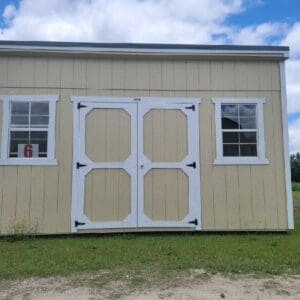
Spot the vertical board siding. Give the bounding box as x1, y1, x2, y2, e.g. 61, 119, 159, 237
0, 55, 288, 234
199, 94, 215, 229
84, 169, 130, 222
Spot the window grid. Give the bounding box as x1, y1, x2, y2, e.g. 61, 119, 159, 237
221, 103, 258, 157
9, 101, 50, 158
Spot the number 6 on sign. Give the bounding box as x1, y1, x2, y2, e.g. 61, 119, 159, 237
18, 144, 38, 158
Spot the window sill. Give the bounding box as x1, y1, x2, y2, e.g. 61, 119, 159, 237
213, 158, 269, 165
0, 159, 58, 166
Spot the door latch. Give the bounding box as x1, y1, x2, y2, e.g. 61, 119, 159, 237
188, 218, 198, 226
186, 162, 196, 168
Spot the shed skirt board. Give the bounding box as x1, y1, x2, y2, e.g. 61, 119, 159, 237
72, 100, 201, 231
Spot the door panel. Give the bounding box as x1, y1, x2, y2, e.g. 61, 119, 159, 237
143, 109, 188, 162
85, 108, 131, 162
138, 103, 200, 228
84, 168, 131, 222
72, 102, 137, 230
144, 168, 189, 221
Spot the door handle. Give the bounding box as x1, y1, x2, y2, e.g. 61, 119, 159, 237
140, 164, 144, 169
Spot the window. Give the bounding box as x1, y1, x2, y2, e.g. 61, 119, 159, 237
213, 98, 268, 165
0, 95, 58, 165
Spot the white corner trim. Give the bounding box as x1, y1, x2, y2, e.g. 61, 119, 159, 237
212, 97, 267, 165
280, 62, 294, 230
0, 94, 59, 165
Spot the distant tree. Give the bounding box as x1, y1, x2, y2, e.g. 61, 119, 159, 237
290, 152, 300, 182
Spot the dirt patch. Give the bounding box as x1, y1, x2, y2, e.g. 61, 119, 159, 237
0, 271, 299, 299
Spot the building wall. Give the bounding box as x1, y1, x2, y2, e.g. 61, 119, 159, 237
0, 54, 288, 234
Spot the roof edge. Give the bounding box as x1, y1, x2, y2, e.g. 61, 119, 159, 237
0, 40, 289, 59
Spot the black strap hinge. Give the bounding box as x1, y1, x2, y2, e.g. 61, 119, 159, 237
75, 220, 86, 227
77, 102, 87, 109
76, 162, 87, 169
186, 161, 196, 169
188, 218, 198, 226
185, 105, 195, 111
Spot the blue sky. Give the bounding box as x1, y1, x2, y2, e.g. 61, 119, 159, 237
228, 0, 300, 25
0, 0, 299, 152
0, 0, 18, 26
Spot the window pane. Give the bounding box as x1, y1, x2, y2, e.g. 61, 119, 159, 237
10, 139, 29, 153
223, 132, 239, 143
239, 104, 256, 116
11, 115, 29, 127
10, 131, 30, 156
239, 117, 256, 129
8, 100, 52, 159
221, 104, 238, 117
240, 132, 257, 143
31, 102, 49, 115
222, 117, 239, 129
10, 131, 29, 139
9, 130, 48, 158
11, 102, 29, 114
37, 140, 48, 153
240, 144, 257, 156
30, 131, 48, 139
223, 144, 239, 156
30, 116, 49, 127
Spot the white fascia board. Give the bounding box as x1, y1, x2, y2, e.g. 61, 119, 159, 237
0, 45, 289, 59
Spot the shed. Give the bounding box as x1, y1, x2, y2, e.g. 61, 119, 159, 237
0, 41, 293, 234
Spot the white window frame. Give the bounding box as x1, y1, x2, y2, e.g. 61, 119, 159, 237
212, 98, 269, 165
0, 95, 58, 165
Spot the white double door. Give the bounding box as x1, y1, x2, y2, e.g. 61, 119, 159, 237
72, 99, 200, 231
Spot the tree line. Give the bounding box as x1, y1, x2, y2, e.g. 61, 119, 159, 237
291, 152, 300, 183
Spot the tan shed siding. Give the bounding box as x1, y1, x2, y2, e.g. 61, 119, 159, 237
0, 55, 288, 234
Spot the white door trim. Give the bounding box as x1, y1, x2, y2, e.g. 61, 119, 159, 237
71, 96, 201, 105
137, 102, 201, 229
71, 102, 138, 232
71, 96, 202, 232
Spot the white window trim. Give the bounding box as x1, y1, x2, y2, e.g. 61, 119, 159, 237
212, 98, 269, 165
0, 95, 58, 165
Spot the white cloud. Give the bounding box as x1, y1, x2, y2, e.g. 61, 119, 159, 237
286, 59, 300, 114
2, 4, 17, 25
227, 22, 288, 45
281, 22, 300, 57
0, 0, 243, 43
289, 118, 300, 153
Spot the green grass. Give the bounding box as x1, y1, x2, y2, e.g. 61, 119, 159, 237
293, 191, 300, 213
0, 213, 299, 280
292, 182, 300, 191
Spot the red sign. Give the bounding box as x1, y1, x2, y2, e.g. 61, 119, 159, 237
24, 144, 33, 157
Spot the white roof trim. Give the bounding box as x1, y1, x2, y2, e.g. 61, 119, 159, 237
0, 45, 289, 59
